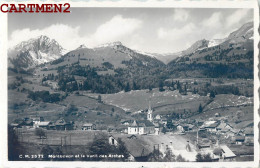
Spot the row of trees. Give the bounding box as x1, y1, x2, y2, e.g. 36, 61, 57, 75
28, 90, 62, 103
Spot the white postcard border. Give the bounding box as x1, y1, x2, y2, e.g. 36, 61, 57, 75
0, 0, 259, 167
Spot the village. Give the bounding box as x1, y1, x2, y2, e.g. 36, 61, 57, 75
10, 98, 254, 162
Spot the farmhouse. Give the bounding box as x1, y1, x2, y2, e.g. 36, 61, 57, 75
82, 123, 96, 130
212, 145, 236, 161
178, 124, 195, 132
10, 118, 24, 128
38, 121, 50, 129
244, 127, 254, 137
198, 138, 236, 162
205, 122, 219, 132
128, 120, 155, 135
235, 136, 245, 145
108, 134, 152, 161
55, 119, 74, 130
31, 116, 45, 127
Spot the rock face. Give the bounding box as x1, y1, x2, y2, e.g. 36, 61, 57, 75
8, 35, 66, 69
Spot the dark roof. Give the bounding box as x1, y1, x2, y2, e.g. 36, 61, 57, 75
235, 136, 245, 141
121, 120, 131, 124
111, 134, 153, 157
129, 120, 155, 127
138, 120, 155, 127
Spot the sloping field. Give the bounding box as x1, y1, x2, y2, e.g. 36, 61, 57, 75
100, 89, 209, 114
204, 94, 253, 111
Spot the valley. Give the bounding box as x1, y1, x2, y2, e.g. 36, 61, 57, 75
8, 21, 255, 162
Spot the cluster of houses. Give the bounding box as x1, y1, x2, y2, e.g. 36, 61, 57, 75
10, 117, 74, 131
119, 102, 253, 149
198, 118, 254, 146
10, 116, 99, 131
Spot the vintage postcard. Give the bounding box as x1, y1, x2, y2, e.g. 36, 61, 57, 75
0, 0, 259, 167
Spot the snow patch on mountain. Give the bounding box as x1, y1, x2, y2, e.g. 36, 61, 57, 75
208, 39, 226, 48
96, 41, 123, 48
134, 50, 155, 58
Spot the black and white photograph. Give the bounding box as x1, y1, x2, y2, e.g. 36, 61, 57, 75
5, 3, 259, 165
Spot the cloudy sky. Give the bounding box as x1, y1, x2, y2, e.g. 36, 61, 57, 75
8, 8, 253, 53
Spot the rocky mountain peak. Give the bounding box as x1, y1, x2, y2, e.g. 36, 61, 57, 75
8, 35, 66, 69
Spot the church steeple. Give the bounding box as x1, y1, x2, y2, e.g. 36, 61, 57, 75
147, 99, 153, 122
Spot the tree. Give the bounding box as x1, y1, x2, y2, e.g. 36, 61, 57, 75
209, 90, 215, 98
196, 153, 212, 162
89, 135, 114, 157
35, 128, 46, 139
8, 125, 23, 160
148, 149, 164, 162
198, 103, 203, 113
166, 119, 174, 129
66, 103, 78, 115
148, 85, 152, 91
162, 127, 167, 134
98, 95, 102, 103
163, 148, 175, 162
132, 81, 138, 90
196, 153, 203, 162
176, 154, 186, 162
159, 80, 165, 92
124, 82, 130, 92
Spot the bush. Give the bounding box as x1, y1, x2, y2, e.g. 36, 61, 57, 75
196, 153, 212, 162
35, 128, 46, 139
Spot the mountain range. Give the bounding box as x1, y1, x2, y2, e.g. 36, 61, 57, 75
8, 22, 253, 78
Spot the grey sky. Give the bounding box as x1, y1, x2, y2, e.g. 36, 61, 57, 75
8, 8, 253, 53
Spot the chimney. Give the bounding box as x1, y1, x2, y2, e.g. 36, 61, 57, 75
210, 140, 214, 149
186, 141, 192, 152
216, 139, 219, 147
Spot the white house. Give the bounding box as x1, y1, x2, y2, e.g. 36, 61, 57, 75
128, 120, 155, 135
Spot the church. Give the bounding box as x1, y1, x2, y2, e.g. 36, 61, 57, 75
127, 100, 156, 135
